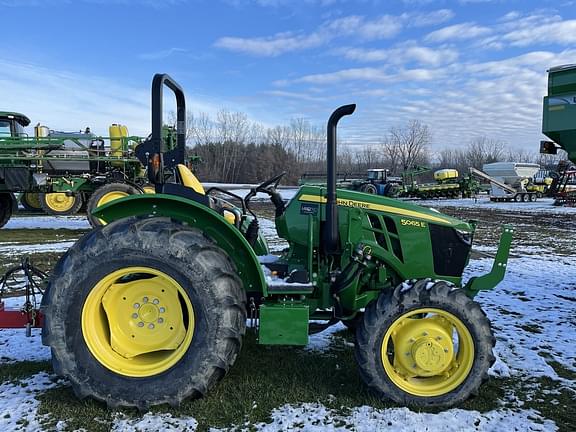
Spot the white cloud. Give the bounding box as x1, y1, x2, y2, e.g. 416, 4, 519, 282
0, 59, 221, 137
277, 66, 446, 86
502, 19, 576, 47
215, 9, 454, 57
338, 44, 459, 66
406, 9, 455, 27
138, 47, 187, 60
425, 22, 492, 43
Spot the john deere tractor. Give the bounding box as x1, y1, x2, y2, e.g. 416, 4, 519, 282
42, 74, 512, 410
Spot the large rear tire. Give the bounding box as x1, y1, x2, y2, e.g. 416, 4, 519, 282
361, 183, 378, 194
355, 280, 495, 408
86, 182, 139, 227
40, 192, 83, 216
0, 193, 14, 228
42, 217, 246, 409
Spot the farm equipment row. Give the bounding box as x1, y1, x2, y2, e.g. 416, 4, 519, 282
0, 113, 167, 228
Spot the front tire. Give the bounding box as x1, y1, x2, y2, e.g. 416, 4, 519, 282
42, 217, 246, 409
355, 280, 495, 408
21, 192, 43, 212
40, 192, 83, 216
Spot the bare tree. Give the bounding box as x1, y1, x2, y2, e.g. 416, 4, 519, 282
382, 120, 431, 173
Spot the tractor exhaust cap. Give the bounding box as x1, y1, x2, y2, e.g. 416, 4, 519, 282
324, 104, 356, 255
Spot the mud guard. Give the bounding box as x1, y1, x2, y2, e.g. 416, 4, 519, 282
92, 194, 268, 296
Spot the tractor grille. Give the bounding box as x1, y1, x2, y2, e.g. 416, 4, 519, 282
429, 224, 471, 277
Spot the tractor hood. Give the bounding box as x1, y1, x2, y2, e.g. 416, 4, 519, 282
293, 185, 472, 231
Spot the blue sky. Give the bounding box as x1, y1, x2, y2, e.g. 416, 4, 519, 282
1, 0, 575, 153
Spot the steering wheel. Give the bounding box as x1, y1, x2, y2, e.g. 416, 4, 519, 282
255, 172, 286, 193
243, 172, 287, 216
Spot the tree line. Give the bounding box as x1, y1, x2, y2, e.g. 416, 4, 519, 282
175, 110, 566, 185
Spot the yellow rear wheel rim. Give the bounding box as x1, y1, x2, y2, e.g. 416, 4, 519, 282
381, 308, 474, 397
44, 193, 76, 213
81, 267, 195, 377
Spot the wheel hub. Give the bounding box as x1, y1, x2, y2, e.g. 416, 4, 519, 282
391, 315, 455, 378
100, 275, 187, 359
46, 193, 75, 212
412, 338, 448, 374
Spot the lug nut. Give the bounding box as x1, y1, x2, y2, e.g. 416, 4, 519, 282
132, 313, 138, 319
138, 322, 144, 327
153, 299, 159, 305
133, 303, 140, 309
148, 323, 155, 329
159, 307, 165, 313
158, 318, 164, 324
444, 348, 449, 353
422, 332, 428, 336
143, 297, 149, 303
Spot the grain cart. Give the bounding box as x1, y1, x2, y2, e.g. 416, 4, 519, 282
41, 74, 513, 410
470, 163, 542, 202
541, 64, 576, 166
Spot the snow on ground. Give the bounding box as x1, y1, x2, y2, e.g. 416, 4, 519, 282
0, 241, 74, 255
467, 255, 576, 385
3, 216, 90, 230
242, 403, 556, 432
0, 329, 50, 363
0, 372, 61, 432
415, 196, 576, 214
108, 403, 557, 432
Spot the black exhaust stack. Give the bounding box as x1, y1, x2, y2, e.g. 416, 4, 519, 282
324, 104, 356, 255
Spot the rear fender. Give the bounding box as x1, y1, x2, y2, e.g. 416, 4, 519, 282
92, 194, 268, 296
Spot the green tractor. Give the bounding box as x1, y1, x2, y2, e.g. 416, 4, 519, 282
42, 74, 513, 410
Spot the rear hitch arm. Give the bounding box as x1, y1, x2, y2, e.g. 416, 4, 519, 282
464, 225, 514, 298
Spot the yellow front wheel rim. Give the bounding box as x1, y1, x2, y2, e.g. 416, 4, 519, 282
24, 193, 42, 209
44, 193, 76, 212
381, 308, 474, 397
97, 191, 129, 207
95, 190, 129, 225
82, 267, 195, 377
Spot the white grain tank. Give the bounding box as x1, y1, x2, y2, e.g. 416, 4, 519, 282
482, 162, 540, 195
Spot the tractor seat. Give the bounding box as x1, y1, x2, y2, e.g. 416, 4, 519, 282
175, 164, 238, 226
177, 164, 205, 195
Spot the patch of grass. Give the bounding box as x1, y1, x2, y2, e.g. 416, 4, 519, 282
0, 361, 50, 383
512, 377, 576, 432
518, 323, 543, 334
545, 360, 576, 381
36, 332, 508, 431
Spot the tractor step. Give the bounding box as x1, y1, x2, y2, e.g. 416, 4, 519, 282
267, 282, 315, 295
